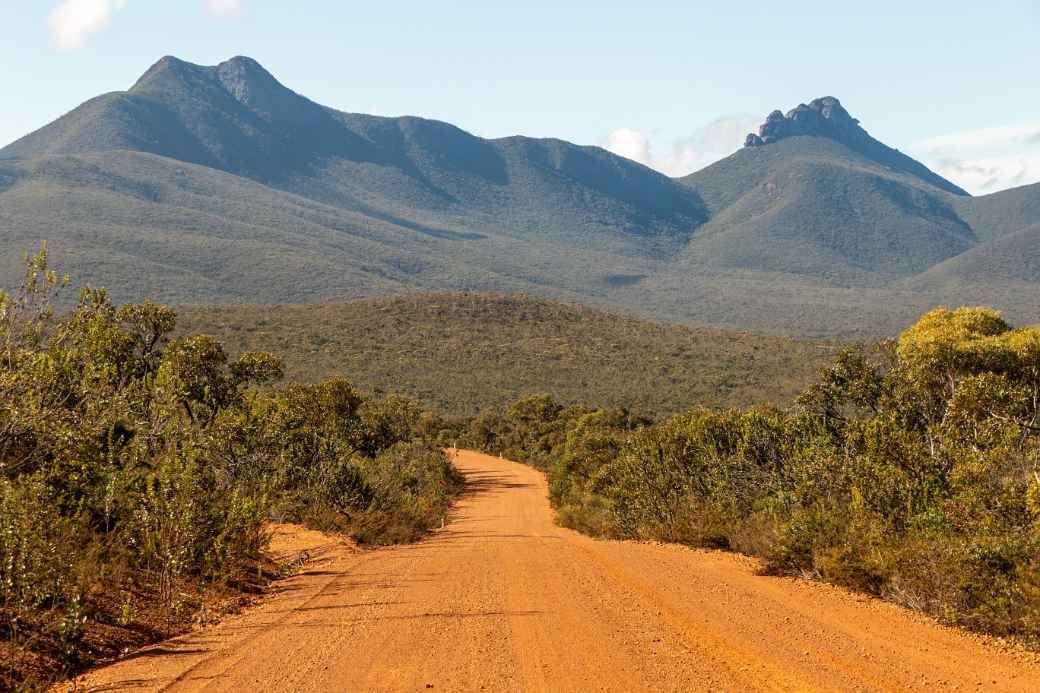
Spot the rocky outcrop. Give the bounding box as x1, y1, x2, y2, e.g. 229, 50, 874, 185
741, 97, 968, 195
744, 97, 866, 147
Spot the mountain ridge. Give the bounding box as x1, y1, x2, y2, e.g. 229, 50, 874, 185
2, 55, 1039, 338
1, 55, 707, 249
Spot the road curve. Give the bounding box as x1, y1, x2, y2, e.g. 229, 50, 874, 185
68, 450, 1040, 692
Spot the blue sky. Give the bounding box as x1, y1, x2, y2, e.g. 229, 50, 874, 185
2, 1, 1039, 193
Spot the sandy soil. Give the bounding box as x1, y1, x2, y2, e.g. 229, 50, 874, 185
65, 450, 1040, 691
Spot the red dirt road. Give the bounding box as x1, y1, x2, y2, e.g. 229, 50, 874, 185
67, 450, 1040, 691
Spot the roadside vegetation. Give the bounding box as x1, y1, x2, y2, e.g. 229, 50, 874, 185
466, 307, 1040, 645
6, 238, 1040, 686
0, 247, 462, 689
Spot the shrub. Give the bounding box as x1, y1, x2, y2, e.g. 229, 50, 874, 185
0, 246, 465, 686
479, 306, 1040, 644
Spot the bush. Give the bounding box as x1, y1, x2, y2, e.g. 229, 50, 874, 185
352, 442, 465, 544
0, 246, 465, 687
478, 307, 1040, 645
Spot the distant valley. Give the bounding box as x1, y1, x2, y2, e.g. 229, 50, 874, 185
2, 56, 1038, 337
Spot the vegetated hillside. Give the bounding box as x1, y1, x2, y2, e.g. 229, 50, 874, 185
4, 56, 1040, 337
911, 222, 1040, 286
2, 55, 704, 252
0, 55, 705, 317
644, 101, 1040, 335
677, 138, 974, 284
902, 183, 1040, 308
952, 180, 1040, 242
0, 152, 634, 305
677, 100, 974, 284
176, 294, 839, 416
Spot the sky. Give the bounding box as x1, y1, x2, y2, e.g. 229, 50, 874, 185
1, 1, 1039, 194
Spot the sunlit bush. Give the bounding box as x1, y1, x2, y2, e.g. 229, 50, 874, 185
482, 306, 1040, 643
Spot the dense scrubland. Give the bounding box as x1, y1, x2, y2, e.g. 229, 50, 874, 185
0, 248, 462, 688
177, 295, 837, 417
5, 241, 1040, 688
463, 308, 1040, 645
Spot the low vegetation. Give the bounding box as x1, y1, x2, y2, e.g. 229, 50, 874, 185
6, 234, 1040, 685
0, 247, 462, 689
467, 307, 1040, 645
177, 294, 837, 417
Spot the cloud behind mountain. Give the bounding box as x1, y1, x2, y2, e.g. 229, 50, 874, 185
603, 115, 758, 177
910, 121, 1040, 194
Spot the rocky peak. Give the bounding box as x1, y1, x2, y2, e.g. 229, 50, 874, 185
212, 56, 325, 126
739, 96, 969, 196
744, 97, 867, 148
214, 56, 280, 103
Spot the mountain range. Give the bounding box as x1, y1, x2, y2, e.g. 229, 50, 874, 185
2, 56, 1038, 337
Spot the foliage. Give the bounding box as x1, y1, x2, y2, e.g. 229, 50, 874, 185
177, 294, 838, 417
478, 306, 1040, 644
0, 248, 462, 688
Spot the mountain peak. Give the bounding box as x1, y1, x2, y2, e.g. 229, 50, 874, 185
219, 55, 265, 69
130, 55, 194, 91
128, 55, 282, 100
214, 55, 286, 109
744, 96, 865, 147
215, 55, 277, 87
740, 96, 968, 196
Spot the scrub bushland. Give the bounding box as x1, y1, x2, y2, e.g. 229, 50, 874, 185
469, 307, 1040, 645
0, 246, 462, 689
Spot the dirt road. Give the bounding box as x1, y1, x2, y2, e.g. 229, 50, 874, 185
69, 450, 1040, 691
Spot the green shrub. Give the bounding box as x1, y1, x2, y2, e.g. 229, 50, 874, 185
1, 246, 465, 685
479, 306, 1040, 644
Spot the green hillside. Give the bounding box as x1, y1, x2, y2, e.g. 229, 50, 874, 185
952, 181, 1040, 242
678, 137, 974, 284
3, 58, 1040, 338
2, 56, 706, 256
914, 223, 1040, 284
0, 151, 648, 305
176, 294, 839, 416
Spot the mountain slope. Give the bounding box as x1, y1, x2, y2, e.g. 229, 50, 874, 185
4, 58, 1040, 337
0, 150, 673, 306
743, 97, 967, 195
951, 181, 1040, 242
176, 293, 837, 416
910, 221, 1040, 288
677, 100, 975, 284
2, 56, 706, 256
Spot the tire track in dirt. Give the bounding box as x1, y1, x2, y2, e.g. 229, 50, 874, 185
65, 450, 1040, 692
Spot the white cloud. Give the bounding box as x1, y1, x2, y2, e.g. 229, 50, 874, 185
605, 115, 1040, 194
48, 0, 246, 50
603, 128, 653, 168
48, 0, 127, 51
207, 0, 245, 18
909, 122, 1040, 195
602, 115, 759, 177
